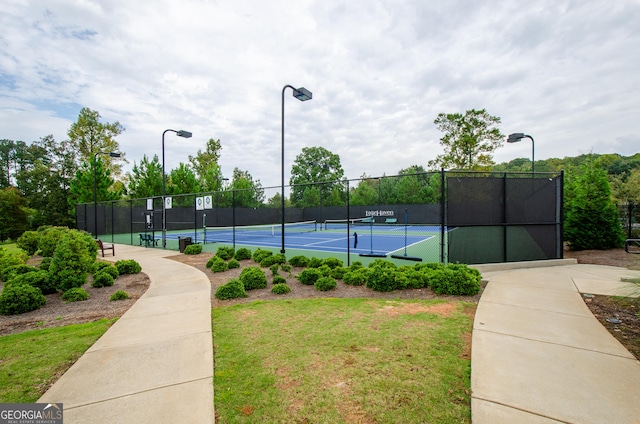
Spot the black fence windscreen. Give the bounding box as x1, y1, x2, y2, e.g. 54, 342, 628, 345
79, 170, 564, 265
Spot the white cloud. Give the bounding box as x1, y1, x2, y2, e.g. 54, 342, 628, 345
1, 0, 639, 189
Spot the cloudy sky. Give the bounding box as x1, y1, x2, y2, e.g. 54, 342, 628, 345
2, 0, 639, 189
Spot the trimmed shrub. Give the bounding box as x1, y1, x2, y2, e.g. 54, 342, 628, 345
1, 264, 38, 282
216, 246, 235, 260
215, 279, 248, 300
92, 272, 115, 288
252, 248, 273, 264
227, 259, 240, 269
272, 275, 287, 285
260, 253, 287, 268
308, 257, 323, 268
39, 257, 52, 271
110, 290, 129, 301
298, 268, 322, 285
349, 261, 364, 271
184, 244, 202, 255
239, 266, 268, 290
0, 248, 28, 281
48, 230, 97, 292
115, 259, 142, 275
271, 283, 291, 295
0, 283, 46, 315
331, 266, 348, 280
402, 268, 429, 289
368, 259, 397, 270
93, 261, 112, 273
61, 287, 89, 302
38, 227, 69, 257
281, 264, 292, 274
429, 264, 481, 296
317, 265, 332, 277
270, 264, 279, 276
97, 265, 119, 280
234, 248, 252, 261
323, 257, 343, 269
206, 256, 216, 268
17, 231, 40, 256
343, 268, 368, 286
366, 265, 397, 292
315, 276, 337, 291
289, 255, 309, 268
9, 270, 56, 295
209, 256, 228, 273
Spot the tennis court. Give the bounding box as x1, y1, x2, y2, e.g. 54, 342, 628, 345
155, 219, 449, 262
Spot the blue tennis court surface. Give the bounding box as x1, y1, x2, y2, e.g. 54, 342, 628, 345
164, 223, 448, 257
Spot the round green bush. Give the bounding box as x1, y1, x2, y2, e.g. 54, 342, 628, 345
317, 265, 332, 277
47, 230, 97, 292
37, 227, 69, 257
184, 244, 203, 255
0, 283, 46, 315
272, 275, 286, 285
39, 257, 52, 271
270, 264, 279, 276
366, 266, 397, 292
322, 257, 343, 269
252, 248, 273, 263
17, 231, 40, 256
115, 259, 142, 275
308, 257, 323, 268
239, 266, 268, 290
0, 248, 28, 276
331, 266, 348, 280
93, 261, 112, 273
429, 264, 481, 296
61, 287, 89, 302
97, 265, 119, 280
234, 248, 252, 261
206, 255, 216, 268
209, 256, 228, 273
92, 272, 115, 288
271, 283, 291, 295
260, 253, 287, 268
315, 276, 337, 291
289, 255, 309, 267
215, 279, 248, 300
110, 290, 129, 301
9, 270, 56, 295
368, 259, 397, 269
227, 259, 240, 269
216, 246, 235, 260
402, 269, 429, 289
349, 261, 364, 270
281, 264, 292, 274
298, 268, 321, 285
1, 264, 38, 282
343, 268, 368, 286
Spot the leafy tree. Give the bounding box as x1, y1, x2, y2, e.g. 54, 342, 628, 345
0, 139, 15, 188
230, 168, 264, 208
188, 138, 224, 191
428, 108, 504, 170
48, 229, 97, 292
290, 146, 345, 207
350, 175, 379, 206
0, 187, 31, 241
127, 155, 162, 199
564, 158, 625, 250
68, 158, 120, 210
67, 107, 125, 177
167, 163, 200, 196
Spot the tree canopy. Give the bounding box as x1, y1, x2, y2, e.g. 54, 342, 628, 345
289, 146, 345, 207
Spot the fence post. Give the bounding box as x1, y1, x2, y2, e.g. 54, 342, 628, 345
440, 169, 445, 264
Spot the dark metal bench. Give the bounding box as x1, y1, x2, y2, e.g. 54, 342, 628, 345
139, 233, 158, 247
624, 239, 640, 254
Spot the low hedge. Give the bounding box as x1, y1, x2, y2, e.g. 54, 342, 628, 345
0, 283, 46, 315
215, 279, 248, 300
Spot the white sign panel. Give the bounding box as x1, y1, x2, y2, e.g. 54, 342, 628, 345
204, 195, 213, 209
146, 198, 153, 211
165, 197, 172, 210
195, 196, 205, 211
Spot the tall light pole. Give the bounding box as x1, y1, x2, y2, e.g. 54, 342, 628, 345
507, 133, 535, 175
281, 85, 312, 253
162, 129, 192, 248
93, 151, 121, 239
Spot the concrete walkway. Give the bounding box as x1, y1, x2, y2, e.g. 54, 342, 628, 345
471, 262, 640, 424
39, 244, 214, 424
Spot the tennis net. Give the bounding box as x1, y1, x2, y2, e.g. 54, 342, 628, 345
323, 217, 373, 230
204, 220, 317, 243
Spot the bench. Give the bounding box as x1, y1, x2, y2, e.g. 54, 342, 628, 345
385, 218, 397, 224
139, 233, 158, 247
96, 239, 115, 257
624, 239, 640, 254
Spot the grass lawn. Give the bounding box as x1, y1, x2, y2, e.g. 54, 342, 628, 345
0, 242, 23, 254
0, 319, 116, 402
213, 298, 475, 423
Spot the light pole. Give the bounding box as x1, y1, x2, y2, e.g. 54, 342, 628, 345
162, 129, 192, 249
93, 151, 121, 239
507, 133, 535, 175
281, 85, 312, 253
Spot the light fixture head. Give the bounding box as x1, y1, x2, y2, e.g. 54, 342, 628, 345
507, 133, 525, 143
176, 130, 192, 138
293, 87, 312, 101
108, 152, 122, 158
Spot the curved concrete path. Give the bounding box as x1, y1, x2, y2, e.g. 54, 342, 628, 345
471, 262, 640, 424
39, 244, 214, 424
